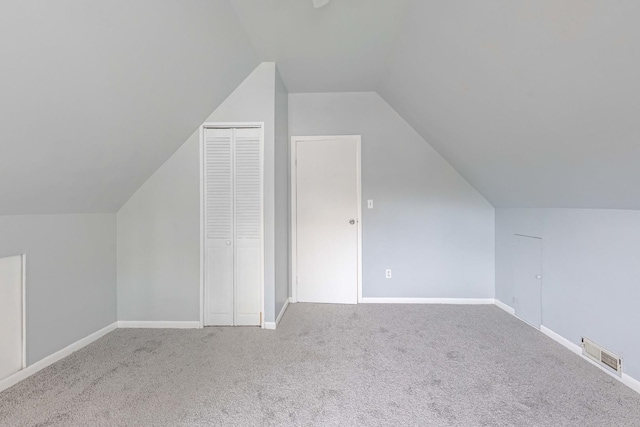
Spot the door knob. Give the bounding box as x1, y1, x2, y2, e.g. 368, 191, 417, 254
226, 240, 232, 246
349, 219, 356, 225
536, 275, 542, 279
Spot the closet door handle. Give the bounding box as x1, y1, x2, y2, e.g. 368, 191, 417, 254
226, 240, 232, 246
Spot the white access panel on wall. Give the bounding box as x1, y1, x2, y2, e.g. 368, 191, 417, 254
0, 255, 24, 381
514, 235, 542, 329
203, 126, 263, 327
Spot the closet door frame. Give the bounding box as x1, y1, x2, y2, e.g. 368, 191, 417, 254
199, 122, 265, 329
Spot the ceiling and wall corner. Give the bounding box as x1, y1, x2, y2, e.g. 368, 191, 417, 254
232, 0, 640, 210
3, 0, 640, 215
378, 0, 640, 209
229, 0, 410, 93
0, 0, 258, 215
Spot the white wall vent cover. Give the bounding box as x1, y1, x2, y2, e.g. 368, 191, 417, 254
582, 337, 622, 377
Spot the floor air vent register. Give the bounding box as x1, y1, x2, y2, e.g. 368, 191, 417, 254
582, 337, 622, 377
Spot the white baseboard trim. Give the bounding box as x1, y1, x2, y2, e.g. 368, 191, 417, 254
623, 372, 640, 395
117, 321, 200, 329
360, 297, 495, 305
541, 325, 640, 395
276, 298, 290, 326
540, 326, 582, 355
264, 297, 292, 330
0, 321, 117, 394
494, 299, 516, 315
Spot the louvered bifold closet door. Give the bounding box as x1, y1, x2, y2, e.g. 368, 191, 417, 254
204, 128, 234, 326
233, 127, 262, 326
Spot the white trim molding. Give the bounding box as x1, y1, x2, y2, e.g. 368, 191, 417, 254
494, 299, 640, 396
360, 297, 495, 305
541, 326, 640, 395
265, 297, 291, 330
275, 298, 290, 326
264, 322, 276, 330
117, 321, 201, 329
540, 326, 581, 356
494, 299, 516, 315
0, 322, 117, 394
623, 372, 640, 395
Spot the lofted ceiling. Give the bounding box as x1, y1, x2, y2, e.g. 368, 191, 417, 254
2, 0, 640, 213
233, 0, 640, 209
378, 0, 640, 209
230, 0, 410, 92
0, 0, 258, 214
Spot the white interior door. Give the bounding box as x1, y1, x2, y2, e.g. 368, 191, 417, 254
296, 137, 360, 304
204, 127, 262, 326
514, 235, 542, 328
0, 255, 23, 381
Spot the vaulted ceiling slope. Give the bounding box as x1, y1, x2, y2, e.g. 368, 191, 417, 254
233, 0, 640, 209
379, 0, 640, 209
0, 0, 258, 214
5, 1, 640, 213
230, 0, 410, 92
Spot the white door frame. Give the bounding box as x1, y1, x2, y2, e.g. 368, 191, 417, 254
200, 122, 265, 328
290, 135, 363, 304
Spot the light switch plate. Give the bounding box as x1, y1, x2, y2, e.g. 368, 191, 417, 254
367, 200, 374, 209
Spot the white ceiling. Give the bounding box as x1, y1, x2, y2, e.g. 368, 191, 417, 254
230, 0, 410, 92
3, 0, 640, 213
0, 0, 257, 214
379, 0, 640, 209
233, 0, 640, 209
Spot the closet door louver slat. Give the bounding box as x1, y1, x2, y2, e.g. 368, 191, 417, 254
205, 130, 233, 241
234, 129, 262, 241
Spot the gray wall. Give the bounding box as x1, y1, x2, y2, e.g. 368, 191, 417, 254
289, 92, 495, 298
117, 63, 281, 322
274, 69, 290, 317
496, 208, 640, 380
0, 214, 116, 365
117, 135, 201, 321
